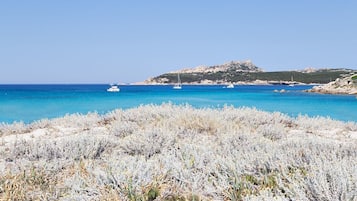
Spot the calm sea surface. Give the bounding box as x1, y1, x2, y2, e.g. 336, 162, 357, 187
0, 84, 356, 123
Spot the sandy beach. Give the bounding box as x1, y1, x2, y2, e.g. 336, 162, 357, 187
1, 104, 356, 200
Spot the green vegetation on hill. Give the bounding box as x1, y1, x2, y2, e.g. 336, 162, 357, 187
352, 74, 357, 85
155, 70, 353, 84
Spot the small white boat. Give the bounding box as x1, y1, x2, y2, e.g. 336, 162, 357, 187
107, 85, 120, 92
173, 74, 182, 90
226, 83, 234, 88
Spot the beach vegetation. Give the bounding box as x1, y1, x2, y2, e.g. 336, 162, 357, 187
0, 104, 356, 200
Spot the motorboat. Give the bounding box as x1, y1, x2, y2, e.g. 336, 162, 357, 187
107, 85, 120, 92
226, 83, 234, 88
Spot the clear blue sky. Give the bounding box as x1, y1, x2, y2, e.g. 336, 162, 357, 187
1, 1, 356, 83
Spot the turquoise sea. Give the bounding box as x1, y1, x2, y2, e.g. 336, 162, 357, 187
0, 84, 356, 123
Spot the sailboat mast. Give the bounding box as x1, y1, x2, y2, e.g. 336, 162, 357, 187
173, 73, 182, 89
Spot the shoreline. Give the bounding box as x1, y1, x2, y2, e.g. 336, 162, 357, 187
1, 101, 355, 126
131, 80, 313, 85
1, 82, 315, 86
1, 88, 356, 125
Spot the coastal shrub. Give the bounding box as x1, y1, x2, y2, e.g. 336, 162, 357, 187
8, 135, 112, 161
344, 121, 357, 131
1, 104, 356, 200
49, 112, 102, 130
176, 112, 219, 135
0, 122, 28, 136
118, 128, 175, 159
28, 118, 52, 130
0, 166, 63, 200
295, 115, 346, 132
109, 120, 139, 138
257, 124, 286, 141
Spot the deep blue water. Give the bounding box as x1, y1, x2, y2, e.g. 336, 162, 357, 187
0, 84, 356, 123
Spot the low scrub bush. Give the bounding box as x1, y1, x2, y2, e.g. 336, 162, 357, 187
0, 103, 356, 200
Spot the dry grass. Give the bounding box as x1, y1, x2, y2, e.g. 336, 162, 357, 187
0, 103, 356, 200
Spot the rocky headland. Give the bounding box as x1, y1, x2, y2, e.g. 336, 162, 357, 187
143, 60, 356, 85
307, 74, 357, 95
169, 60, 262, 74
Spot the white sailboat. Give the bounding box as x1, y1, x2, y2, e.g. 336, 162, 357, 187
289, 75, 295, 87
223, 76, 234, 88
173, 73, 182, 89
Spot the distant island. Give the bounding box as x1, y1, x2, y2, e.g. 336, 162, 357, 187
143, 60, 356, 85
